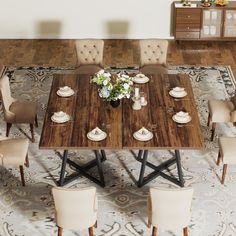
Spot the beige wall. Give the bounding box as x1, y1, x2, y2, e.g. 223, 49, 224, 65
0, 0, 175, 39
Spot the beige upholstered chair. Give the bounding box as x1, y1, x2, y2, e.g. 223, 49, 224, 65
139, 39, 168, 74
0, 75, 38, 142
75, 39, 104, 74
148, 187, 193, 236
0, 137, 29, 186
208, 96, 236, 141
52, 187, 98, 236
217, 137, 236, 184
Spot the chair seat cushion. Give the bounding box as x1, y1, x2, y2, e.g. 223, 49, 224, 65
139, 64, 168, 74
76, 65, 102, 74
0, 138, 29, 167
219, 137, 236, 164
9, 101, 37, 123
208, 99, 234, 122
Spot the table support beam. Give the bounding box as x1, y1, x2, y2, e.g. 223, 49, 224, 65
137, 150, 185, 187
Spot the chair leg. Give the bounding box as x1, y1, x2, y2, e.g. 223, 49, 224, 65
25, 153, 29, 167
94, 221, 97, 228
58, 226, 62, 236
30, 123, 35, 143
216, 150, 221, 166
183, 227, 188, 236
88, 227, 94, 236
19, 165, 25, 186
207, 113, 211, 127
6, 123, 12, 137
35, 115, 38, 128
211, 122, 216, 141
221, 164, 228, 185
152, 226, 157, 236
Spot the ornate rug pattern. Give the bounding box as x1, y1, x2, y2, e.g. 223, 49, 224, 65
0, 66, 236, 236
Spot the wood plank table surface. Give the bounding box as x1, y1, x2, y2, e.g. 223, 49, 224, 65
39, 72, 204, 187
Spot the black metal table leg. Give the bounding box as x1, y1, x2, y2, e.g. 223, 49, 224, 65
59, 150, 68, 186
137, 150, 148, 187
175, 150, 185, 187
95, 150, 105, 187
100, 150, 107, 161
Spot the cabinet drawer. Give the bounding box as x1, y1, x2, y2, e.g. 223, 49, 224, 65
176, 14, 201, 24
176, 24, 200, 31
175, 31, 200, 39
176, 9, 201, 15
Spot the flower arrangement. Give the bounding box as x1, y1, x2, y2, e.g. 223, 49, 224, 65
215, 0, 228, 6
91, 69, 133, 102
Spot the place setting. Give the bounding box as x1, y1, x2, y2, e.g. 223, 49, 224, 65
87, 126, 107, 142
132, 73, 150, 84
57, 85, 75, 97
169, 86, 187, 99
172, 111, 192, 124
51, 111, 71, 124
133, 127, 153, 142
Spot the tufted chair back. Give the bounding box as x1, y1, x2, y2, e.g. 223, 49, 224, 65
75, 39, 104, 67
139, 39, 168, 67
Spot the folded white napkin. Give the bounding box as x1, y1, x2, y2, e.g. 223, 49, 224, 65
54, 111, 67, 118
59, 86, 71, 92
90, 127, 103, 136
172, 87, 185, 93
176, 111, 189, 118
138, 127, 150, 135
136, 73, 146, 78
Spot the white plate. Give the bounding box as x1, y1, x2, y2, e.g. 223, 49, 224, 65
133, 131, 153, 141
51, 114, 70, 123
57, 90, 75, 97
132, 76, 150, 84
169, 90, 187, 98
87, 132, 107, 141
172, 115, 191, 124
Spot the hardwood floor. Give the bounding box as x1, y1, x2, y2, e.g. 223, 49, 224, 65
0, 39, 236, 76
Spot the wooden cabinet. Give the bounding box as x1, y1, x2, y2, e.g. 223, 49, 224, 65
174, 1, 236, 40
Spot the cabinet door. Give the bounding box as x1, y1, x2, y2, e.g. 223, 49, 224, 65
224, 10, 236, 37
201, 9, 222, 38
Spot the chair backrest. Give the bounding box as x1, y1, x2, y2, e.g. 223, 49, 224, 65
52, 186, 97, 230
139, 39, 168, 67
149, 187, 193, 231
75, 39, 104, 66
0, 75, 14, 113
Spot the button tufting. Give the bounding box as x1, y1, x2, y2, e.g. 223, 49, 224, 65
80, 51, 83, 54
84, 45, 87, 47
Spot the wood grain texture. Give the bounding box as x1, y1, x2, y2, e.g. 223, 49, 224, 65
39, 73, 204, 150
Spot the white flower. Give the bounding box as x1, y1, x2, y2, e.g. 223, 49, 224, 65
99, 87, 110, 98
126, 94, 130, 99
123, 83, 129, 90
103, 72, 111, 78
103, 79, 108, 86
118, 94, 124, 99
122, 75, 129, 79
97, 69, 105, 75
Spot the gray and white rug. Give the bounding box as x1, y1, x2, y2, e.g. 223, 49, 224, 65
0, 66, 236, 236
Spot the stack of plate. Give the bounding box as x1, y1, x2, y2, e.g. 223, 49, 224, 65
172, 111, 191, 124
132, 73, 150, 84
133, 127, 153, 141
51, 111, 70, 123
57, 86, 75, 97
87, 127, 107, 141
169, 87, 187, 98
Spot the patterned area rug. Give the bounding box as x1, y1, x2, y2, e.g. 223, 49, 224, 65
0, 66, 236, 236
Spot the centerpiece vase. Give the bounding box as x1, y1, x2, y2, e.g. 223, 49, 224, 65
110, 99, 120, 108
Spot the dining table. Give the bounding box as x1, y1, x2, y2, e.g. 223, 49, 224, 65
39, 72, 204, 187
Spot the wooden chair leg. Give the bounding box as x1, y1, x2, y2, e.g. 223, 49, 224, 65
58, 226, 62, 236
88, 227, 94, 236
216, 150, 221, 166
30, 123, 35, 143
19, 165, 25, 186
211, 122, 216, 141
25, 153, 29, 167
35, 115, 38, 128
152, 226, 157, 236
207, 113, 211, 127
183, 227, 188, 236
6, 123, 12, 137
221, 164, 228, 184
148, 218, 151, 228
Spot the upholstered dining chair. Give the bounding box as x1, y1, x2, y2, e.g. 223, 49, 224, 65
147, 187, 194, 236
139, 39, 168, 74
208, 96, 236, 141
75, 39, 104, 74
52, 186, 98, 236
0, 75, 38, 142
217, 137, 236, 184
0, 137, 29, 186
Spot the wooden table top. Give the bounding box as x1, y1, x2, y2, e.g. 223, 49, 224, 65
39, 73, 204, 150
